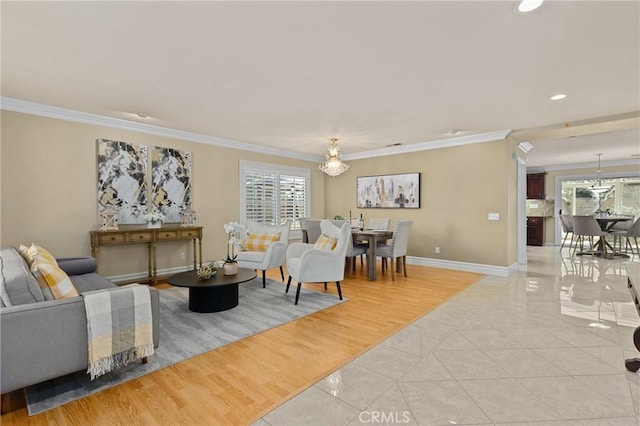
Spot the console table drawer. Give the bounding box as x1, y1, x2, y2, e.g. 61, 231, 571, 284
129, 232, 152, 242
180, 229, 200, 239
157, 231, 178, 240
99, 233, 126, 244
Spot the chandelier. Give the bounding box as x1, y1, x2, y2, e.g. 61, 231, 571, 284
591, 153, 612, 194
319, 138, 350, 177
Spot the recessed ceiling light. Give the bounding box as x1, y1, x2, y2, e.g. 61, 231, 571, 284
517, 0, 544, 13
135, 112, 150, 119
448, 129, 465, 135
550, 93, 567, 101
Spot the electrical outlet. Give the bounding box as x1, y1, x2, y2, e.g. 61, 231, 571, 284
488, 213, 500, 221
179, 251, 186, 260
435, 247, 440, 254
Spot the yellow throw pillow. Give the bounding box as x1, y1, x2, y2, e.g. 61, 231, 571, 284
23, 243, 58, 267
243, 233, 281, 252
30, 257, 79, 300
314, 234, 337, 251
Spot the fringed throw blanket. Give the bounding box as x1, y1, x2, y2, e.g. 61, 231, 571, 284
82, 283, 154, 380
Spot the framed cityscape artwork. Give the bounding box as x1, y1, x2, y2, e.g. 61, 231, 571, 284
356, 172, 420, 208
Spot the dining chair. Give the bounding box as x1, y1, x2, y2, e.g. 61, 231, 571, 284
299, 217, 310, 242
372, 220, 412, 281
346, 231, 368, 274
329, 219, 367, 271
366, 218, 390, 231
285, 220, 350, 305
612, 216, 640, 256
303, 219, 323, 244
559, 214, 574, 252
572, 215, 608, 257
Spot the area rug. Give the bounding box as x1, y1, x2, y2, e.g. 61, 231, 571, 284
25, 278, 347, 415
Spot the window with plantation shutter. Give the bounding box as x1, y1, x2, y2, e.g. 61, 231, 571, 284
240, 160, 310, 240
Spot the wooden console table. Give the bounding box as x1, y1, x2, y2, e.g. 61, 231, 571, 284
90, 225, 203, 285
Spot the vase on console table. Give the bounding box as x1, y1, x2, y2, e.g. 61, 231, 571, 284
223, 261, 238, 276
144, 212, 165, 229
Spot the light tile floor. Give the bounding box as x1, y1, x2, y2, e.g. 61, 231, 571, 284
257, 247, 640, 426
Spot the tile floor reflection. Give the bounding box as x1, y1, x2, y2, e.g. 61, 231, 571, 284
258, 247, 640, 426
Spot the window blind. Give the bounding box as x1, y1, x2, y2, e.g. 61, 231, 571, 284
240, 161, 310, 236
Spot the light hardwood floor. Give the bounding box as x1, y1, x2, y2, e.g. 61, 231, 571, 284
1, 263, 481, 425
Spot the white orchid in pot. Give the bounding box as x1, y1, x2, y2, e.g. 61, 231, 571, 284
222, 221, 248, 275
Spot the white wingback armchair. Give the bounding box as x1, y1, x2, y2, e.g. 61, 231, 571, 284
236, 219, 291, 288
285, 220, 350, 305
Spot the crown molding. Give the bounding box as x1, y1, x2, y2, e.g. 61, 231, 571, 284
342, 129, 512, 161
528, 158, 640, 172
2, 96, 512, 162
0, 97, 323, 162
510, 112, 640, 142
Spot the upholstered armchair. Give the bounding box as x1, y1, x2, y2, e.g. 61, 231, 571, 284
236, 219, 291, 288
285, 220, 350, 305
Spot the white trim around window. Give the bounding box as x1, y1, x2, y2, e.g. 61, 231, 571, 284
239, 160, 311, 240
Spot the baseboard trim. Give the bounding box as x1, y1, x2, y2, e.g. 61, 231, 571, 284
406, 256, 518, 277
108, 258, 518, 283
106, 265, 193, 284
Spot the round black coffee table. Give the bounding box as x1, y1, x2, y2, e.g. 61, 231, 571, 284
167, 268, 257, 313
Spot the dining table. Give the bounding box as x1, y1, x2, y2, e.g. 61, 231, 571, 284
594, 216, 632, 258
595, 216, 633, 231
351, 229, 394, 281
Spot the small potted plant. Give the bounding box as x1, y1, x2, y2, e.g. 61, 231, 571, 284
143, 212, 166, 228
222, 221, 248, 275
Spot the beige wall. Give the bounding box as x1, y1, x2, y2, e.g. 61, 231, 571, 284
1, 110, 522, 277
541, 164, 640, 244
324, 139, 518, 268
0, 110, 325, 277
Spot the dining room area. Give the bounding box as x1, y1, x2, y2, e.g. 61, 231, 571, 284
556, 170, 640, 260
564, 214, 639, 259
299, 216, 411, 282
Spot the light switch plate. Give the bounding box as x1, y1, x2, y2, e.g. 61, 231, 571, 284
488, 213, 500, 221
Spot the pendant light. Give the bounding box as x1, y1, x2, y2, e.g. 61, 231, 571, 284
591, 153, 612, 194
319, 138, 350, 177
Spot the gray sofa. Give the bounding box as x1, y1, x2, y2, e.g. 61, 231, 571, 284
0, 246, 160, 394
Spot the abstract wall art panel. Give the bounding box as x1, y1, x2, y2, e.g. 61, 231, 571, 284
151, 147, 192, 222
97, 139, 147, 224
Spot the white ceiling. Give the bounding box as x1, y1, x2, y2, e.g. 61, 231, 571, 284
525, 127, 640, 169
1, 1, 639, 168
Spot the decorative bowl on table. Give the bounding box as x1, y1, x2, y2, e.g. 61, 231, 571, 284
196, 263, 217, 281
